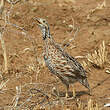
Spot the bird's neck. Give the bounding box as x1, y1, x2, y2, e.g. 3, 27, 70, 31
44, 36, 55, 58
40, 26, 55, 50
40, 26, 51, 40
42, 32, 55, 53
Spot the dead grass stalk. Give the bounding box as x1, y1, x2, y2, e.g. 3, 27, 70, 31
0, 29, 8, 72
86, 41, 107, 68
88, 99, 99, 110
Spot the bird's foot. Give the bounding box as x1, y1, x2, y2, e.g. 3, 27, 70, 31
65, 92, 76, 100
88, 89, 92, 96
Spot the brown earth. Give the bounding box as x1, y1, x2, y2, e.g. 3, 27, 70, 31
0, 0, 110, 110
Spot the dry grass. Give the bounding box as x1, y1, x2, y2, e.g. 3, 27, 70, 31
87, 0, 106, 19
0, 28, 8, 72
87, 99, 99, 110
0, 0, 110, 110
82, 41, 108, 69
0, 81, 101, 110
71, 98, 99, 110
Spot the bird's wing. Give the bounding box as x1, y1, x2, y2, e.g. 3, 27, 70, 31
54, 43, 87, 78
66, 53, 86, 76
63, 51, 87, 78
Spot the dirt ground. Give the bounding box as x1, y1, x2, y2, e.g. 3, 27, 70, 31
0, 0, 110, 110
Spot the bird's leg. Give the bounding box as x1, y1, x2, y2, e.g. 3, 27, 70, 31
72, 85, 76, 98
65, 84, 69, 98
88, 88, 92, 96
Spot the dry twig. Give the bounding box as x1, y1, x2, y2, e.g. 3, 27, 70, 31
87, 0, 106, 19
11, 86, 21, 109
62, 17, 79, 49
0, 28, 8, 72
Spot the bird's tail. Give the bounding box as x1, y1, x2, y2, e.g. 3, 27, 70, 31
79, 78, 90, 91
79, 78, 91, 95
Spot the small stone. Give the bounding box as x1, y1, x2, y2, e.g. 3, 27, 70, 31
68, 24, 74, 28
105, 69, 110, 74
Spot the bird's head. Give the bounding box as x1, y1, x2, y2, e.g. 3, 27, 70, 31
35, 18, 50, 40
35, 18, 48, 28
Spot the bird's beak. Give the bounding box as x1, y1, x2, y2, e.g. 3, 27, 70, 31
33, 17, 41, 25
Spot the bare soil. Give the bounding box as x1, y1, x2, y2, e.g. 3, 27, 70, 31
0, 0, 110, 110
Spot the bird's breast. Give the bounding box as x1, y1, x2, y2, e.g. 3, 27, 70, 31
44, 45, 74, 73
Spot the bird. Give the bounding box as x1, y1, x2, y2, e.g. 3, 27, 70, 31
35, 18, 91, 98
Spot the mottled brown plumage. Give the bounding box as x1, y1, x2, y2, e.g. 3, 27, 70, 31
36, 18, 90, 97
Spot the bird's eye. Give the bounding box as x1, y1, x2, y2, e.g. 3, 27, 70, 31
43, 20, 46, 23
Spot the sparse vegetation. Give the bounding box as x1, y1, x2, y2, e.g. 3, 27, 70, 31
82, 41, 108, 69
88, 41, 107, 69
0, 0, 110, 110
